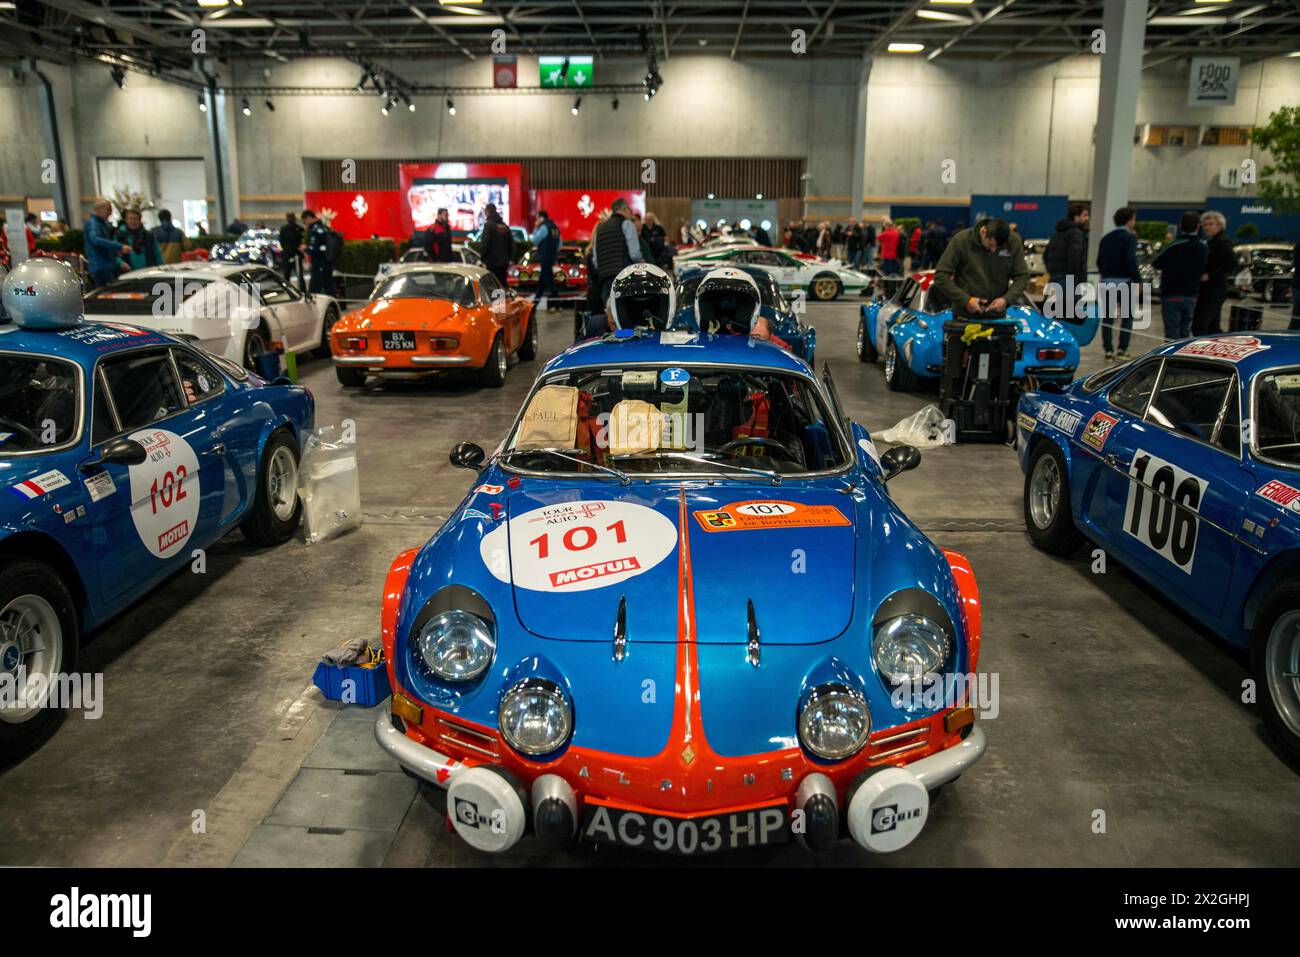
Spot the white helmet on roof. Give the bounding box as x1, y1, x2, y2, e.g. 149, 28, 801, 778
608, 262, 676, 331
695, 266, 762, 335
2, 257, 84, 330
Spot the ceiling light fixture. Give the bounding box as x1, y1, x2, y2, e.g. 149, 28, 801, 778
265, 99, 275, 112
241, 97, 251, 116
446, 97, 456, 115
887, 42, 926, 53
571, 96, 581, 115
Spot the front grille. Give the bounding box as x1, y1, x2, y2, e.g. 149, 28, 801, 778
435, 716, 500, 760
868, 725, 930, 761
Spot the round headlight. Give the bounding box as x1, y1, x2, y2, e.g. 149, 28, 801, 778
499, 678, 572, 755
416, 610, 495, 682
873, 613, 949, 685
798, 683, 870, 760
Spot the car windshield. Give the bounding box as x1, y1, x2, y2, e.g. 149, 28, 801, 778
0, 355, 79, 453
84, 277, 214, 316
503, 364, 849, 477
372, 272, 474, 306
1254, 367, 1300, 467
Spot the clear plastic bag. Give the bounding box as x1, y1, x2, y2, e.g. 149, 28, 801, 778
298, 425, 362, 544
875, 404, 954, 449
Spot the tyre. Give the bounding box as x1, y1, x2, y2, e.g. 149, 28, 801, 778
810, 275, 841, 302
335, 366, 366, 388
313, 306, 340, 358
857, 313, 878, 363
883, 338, 920, 391
1252, 583, 1300, 764
1022, 440, 1084, 556
242, 324, 270, 370
0, 559, 80, 766
518, 311, 539, 361
240, 429, 302, 546
480, 334, 508, 388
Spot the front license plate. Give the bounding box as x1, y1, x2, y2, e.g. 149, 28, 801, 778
582, 802, 789, 855
383, 331, 417, 351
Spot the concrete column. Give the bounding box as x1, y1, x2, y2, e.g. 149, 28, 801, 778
851, 53, 873, 221
1087, 0, 1148, 273
27, 61, 81, 224
205, 62, 242, 232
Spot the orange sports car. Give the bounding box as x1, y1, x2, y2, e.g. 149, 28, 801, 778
331, 263, 537, 388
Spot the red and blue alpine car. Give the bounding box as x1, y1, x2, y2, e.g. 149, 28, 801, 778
374, 330, 987, 856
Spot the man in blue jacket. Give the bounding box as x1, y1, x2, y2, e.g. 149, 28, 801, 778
1096, 206, 1144, 362
83, 198, 130, 288
1151, 211, 1208, 341
530, 209, 561, 309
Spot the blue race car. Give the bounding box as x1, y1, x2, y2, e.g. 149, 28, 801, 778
373, 330, 987, 858
0, 261, 313, 762
674, 263, 817, 364
1018, 333, 1300, 763
858, 270, 1097, 391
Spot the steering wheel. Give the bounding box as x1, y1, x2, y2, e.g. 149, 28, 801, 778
718, 436, 798, 462
0, 416, 40, 445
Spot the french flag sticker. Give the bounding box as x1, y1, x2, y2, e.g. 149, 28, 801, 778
9, 469, 71, 500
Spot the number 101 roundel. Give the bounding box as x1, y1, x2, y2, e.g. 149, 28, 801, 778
373, 330, 989, 858
1018, 333, 1300, 764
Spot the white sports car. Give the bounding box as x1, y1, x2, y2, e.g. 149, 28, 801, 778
373, 243, 482, 285
82, 262, 341, 369
673, 244, 874, 301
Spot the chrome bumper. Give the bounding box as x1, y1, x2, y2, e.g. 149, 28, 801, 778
410, 355, 472, 365
335, 355, 384, 365
910, 723, 987, 791
374, 715, 464, 788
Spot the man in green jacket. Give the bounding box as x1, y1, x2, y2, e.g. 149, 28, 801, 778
933, 218, 1030, 319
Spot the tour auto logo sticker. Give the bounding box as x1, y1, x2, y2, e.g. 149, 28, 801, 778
479, 499, 677, 592
1080, 412, 1118, 452
127, 429, 201, 559
693, 500, 851, 532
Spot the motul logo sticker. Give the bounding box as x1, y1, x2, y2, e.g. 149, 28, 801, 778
549, 556, 641, 587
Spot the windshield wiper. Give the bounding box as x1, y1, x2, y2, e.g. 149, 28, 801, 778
501, 447, 631, 485
611, 451, 782, 485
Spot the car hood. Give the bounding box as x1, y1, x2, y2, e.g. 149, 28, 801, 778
484, 482, 855, 644
334, 297, 469, 332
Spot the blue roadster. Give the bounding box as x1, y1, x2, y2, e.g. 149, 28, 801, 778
373, 329, 988, 857
673, 262, 817, 364
0, 307, 313, 762
1018, 333, 1300, 762
858, 270, 1096, 391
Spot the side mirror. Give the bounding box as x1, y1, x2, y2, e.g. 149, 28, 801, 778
880, 444, 921, 481
450, 442, 486, 470
83, 437, 147, 470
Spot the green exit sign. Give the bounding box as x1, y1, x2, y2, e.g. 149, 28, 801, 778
539, 55, 594, 88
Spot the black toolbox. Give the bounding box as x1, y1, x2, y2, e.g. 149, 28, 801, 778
939, 319, 1018, 443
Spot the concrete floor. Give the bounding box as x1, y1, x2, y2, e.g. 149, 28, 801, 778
2, 296, 1299, 867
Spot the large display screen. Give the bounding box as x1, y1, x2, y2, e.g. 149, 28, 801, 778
408, 178, 510, 233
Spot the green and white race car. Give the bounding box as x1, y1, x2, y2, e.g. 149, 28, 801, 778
674, 244, 875, 302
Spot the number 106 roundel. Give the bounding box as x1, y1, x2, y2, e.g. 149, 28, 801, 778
1018, 333, 1300, 764
372, 329, 989, 858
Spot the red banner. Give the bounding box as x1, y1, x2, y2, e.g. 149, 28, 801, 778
530, 189, 647, 242
397, 162, 529, 236
303, 190, 402, 241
